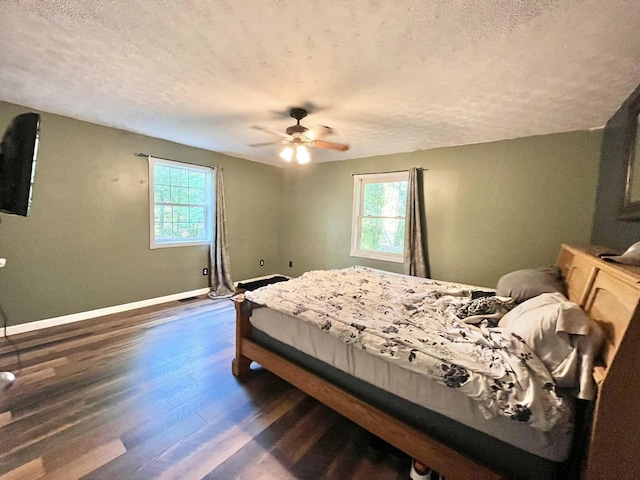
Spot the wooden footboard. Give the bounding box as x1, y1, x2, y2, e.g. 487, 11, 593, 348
232, 298, 505, 480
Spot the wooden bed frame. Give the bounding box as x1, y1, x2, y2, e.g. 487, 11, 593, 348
232, 244, 640, 480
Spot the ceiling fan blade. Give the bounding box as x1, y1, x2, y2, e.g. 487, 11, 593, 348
311, 139, 350, 151
248, 141, 285, 147
305, 125, 333, 141
251, 125, 290, 138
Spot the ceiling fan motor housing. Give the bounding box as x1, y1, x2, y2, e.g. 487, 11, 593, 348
286, 108, 309, 135
286, 125, 307, 135
290, 108, 308, 122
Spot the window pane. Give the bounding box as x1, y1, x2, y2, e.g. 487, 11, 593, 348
360, 217, 405, 254
154, 206, 163, 224
174, 223, 191, 239
190, 223, 205, 239
154, 206, 170, 224
155, 185, 171, 203
363, 181, 407, 217
156, 206, 171, 223
170, 168, 189, 187
188, 171, 206, 189
170, 186, 189, 204
172, 206, 189, 223
362, 183, 383, 216
154, 165, 172, 186
151, 160, 212, 247
189, 206, 205, 223
188, 188, 206, 204
156, 223, 173, 240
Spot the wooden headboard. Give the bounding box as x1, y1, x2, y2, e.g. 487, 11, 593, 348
557, 244, 640, 479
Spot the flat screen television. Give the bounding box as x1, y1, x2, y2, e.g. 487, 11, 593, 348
0, 113, 40, 216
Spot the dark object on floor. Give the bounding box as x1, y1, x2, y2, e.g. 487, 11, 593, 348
237, 276, 289, 291
410, 460, 443, 480
364, 433, 409, 469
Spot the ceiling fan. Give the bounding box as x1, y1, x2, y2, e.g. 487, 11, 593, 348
250, 107, 349, 164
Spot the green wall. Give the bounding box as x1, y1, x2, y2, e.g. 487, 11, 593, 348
0, 99, 604, 327
279, 130, 603, 288
0, 102, 282, 326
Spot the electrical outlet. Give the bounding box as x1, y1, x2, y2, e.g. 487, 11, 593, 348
289, 261, 293, 267
260, 259, 264, 266
202, 268, 209, 276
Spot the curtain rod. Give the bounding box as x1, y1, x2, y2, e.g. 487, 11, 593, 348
134, 153, 218, 170
351, 168, 426, 176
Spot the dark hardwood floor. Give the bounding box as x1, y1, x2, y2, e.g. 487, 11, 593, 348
0, 297, 410, 479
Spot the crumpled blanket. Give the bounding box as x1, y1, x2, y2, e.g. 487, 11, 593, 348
456, 296, 516, 325
246, 266, 572, 432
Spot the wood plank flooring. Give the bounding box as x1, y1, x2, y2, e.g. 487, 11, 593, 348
0, 297, 410, 479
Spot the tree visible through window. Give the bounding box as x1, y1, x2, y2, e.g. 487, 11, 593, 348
148, 157, 213, 249
351, 172, 408, 262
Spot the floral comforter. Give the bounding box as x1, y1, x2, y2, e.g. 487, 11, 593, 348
245, 267, 572, 432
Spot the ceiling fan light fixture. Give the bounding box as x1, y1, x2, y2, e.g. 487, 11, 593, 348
279, 146, 293, 162
252, 107, 349, 163
279, 145, 310, 164
296, 145, 310, 164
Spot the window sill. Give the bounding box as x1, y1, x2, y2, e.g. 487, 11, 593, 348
350, 250, 404, 263
151, 240, 210, 249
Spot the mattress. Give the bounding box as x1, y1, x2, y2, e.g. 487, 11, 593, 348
250, 306, 574, 463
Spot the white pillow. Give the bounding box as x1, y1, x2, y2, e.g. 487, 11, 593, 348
499, 293, 602, 399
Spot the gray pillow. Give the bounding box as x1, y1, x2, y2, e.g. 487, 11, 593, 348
496, 266, 564, 303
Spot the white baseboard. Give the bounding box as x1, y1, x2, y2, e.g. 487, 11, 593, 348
3, 287, 211, 337
3, 274, 291, 337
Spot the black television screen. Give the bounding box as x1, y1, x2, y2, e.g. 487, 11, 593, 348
0, 113, 40, 216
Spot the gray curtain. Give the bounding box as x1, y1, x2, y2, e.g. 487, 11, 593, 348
208, 167, 235, 298
403, 167, 429, 277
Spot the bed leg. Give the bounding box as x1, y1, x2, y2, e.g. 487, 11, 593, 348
232, 294, 253, 377
232, 356, 252, 376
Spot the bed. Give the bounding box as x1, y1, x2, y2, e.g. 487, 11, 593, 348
231, 244, 640, 480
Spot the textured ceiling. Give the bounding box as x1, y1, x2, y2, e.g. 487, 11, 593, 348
0, 1, 639, 167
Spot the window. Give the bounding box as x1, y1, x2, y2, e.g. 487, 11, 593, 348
148, 157, 213, 249
350, 172, 408, 262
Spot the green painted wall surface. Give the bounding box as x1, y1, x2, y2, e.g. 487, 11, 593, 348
279, 130, 602, 288
0, 99, 603, 326
0, 102, 281, 326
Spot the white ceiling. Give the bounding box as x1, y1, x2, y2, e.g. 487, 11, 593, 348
0, 1, 639, 167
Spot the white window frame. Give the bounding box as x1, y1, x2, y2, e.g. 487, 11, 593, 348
148, 157, 213, 249
350, 171, 408, 263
